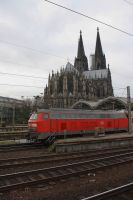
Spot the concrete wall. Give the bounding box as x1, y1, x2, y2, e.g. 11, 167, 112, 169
55, 137, 133, 153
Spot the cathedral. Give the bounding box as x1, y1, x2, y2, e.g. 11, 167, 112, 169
44, 28, 113, 108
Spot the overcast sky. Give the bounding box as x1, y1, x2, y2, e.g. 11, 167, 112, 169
0, 0, 133, 99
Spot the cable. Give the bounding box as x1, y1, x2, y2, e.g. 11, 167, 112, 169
0, 60, 131, 82
0, 57, 69, 70
43, 0, 133, 37
123, 0, 133, 5
113, 87, 126, 90
121, 88, 127, 97
114, 87, 127, 97
0, 71, 48, 79
0, 83, 44, 88
0, 39, 66, 60
0, 58, 42, 69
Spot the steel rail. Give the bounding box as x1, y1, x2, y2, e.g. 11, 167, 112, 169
0, 143, 44, 153
0, 147, 133, 170
81, 182, 133, 200
0, 151, 133, 192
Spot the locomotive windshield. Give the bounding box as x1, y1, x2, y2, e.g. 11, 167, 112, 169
43, 113, 49, 119
30, 113, 38, 119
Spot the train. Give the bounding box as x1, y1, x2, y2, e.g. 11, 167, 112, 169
28, 108, 131, 142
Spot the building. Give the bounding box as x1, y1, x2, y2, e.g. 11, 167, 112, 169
44, 28, 113, 108
0, 96, 24, 125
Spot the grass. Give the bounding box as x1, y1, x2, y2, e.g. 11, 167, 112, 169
0, 140, 17, 145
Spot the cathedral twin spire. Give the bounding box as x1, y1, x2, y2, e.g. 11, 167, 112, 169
44, 28, 113, 108
74, 28, 106, 72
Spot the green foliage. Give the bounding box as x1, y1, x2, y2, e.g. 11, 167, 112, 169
15, 99, 32, 124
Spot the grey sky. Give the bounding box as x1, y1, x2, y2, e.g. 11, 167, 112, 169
0, 0, 133, 99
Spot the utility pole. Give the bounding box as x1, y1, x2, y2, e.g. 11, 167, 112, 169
12, 104, 15, 126
127, 86, 132, 133
0, 106, 2, 125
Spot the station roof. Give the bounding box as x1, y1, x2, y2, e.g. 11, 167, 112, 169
71, 96, 133, 110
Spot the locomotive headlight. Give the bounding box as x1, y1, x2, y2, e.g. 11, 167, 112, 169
30, 123, 37, 128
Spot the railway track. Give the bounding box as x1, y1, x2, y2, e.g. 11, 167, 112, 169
0, 143, 44, 153
0, 147, 133, 172
0, 151, 133, 192
82, 182, 133, 200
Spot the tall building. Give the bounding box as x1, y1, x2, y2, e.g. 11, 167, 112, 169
44, 28, 113, 108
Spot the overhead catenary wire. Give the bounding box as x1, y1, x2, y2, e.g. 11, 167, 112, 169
0, 56, 133, 82
0, 57, 71, 70
0, 39, 66, 60
0, 58, 45, 70
0, 71, 48, 79
0, 71, 129, 82
0, 83, 44, 88
113, 87, 126, 90
43, 0, 133, 37
114, 87, 127, 97
121, 88, 127, 97
123, 0, 133, 5
0, 83, 128, 90
0, 70, 132, 88
114, 90, 125, 97
0, 58, 66, 79
0, 83, 131, 98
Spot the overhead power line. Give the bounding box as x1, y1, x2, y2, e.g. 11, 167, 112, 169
0, 71, 132, 83
43, 0, 133, 37
0, 71, 48, 79
123, 0, 133, 5
121, 88, 127, 96
0, 39, 66, 60
0, 58, 42, 69
0, 83, 44, 88
113, 87, 126, 90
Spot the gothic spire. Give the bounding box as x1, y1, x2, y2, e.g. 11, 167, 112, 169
94, 28, 106, 70
74, 30, 88, 72
77, 30, 85, 58
95, 27, 103, 57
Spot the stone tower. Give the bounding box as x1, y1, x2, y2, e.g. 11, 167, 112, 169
94, 27, 106, 70
74, 31, 88, 72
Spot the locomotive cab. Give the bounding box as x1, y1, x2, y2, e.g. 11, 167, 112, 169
28, 111, 51, 141
28, 113, 39, 140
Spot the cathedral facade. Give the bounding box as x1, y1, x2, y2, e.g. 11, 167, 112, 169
44, 28, 113, 108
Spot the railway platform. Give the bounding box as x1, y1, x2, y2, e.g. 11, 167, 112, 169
54, 132, 133, 153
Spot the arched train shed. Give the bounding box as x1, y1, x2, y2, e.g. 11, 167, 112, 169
71, 97, 133, 110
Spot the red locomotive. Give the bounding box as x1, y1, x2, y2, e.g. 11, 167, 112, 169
28, 109, 129, 142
